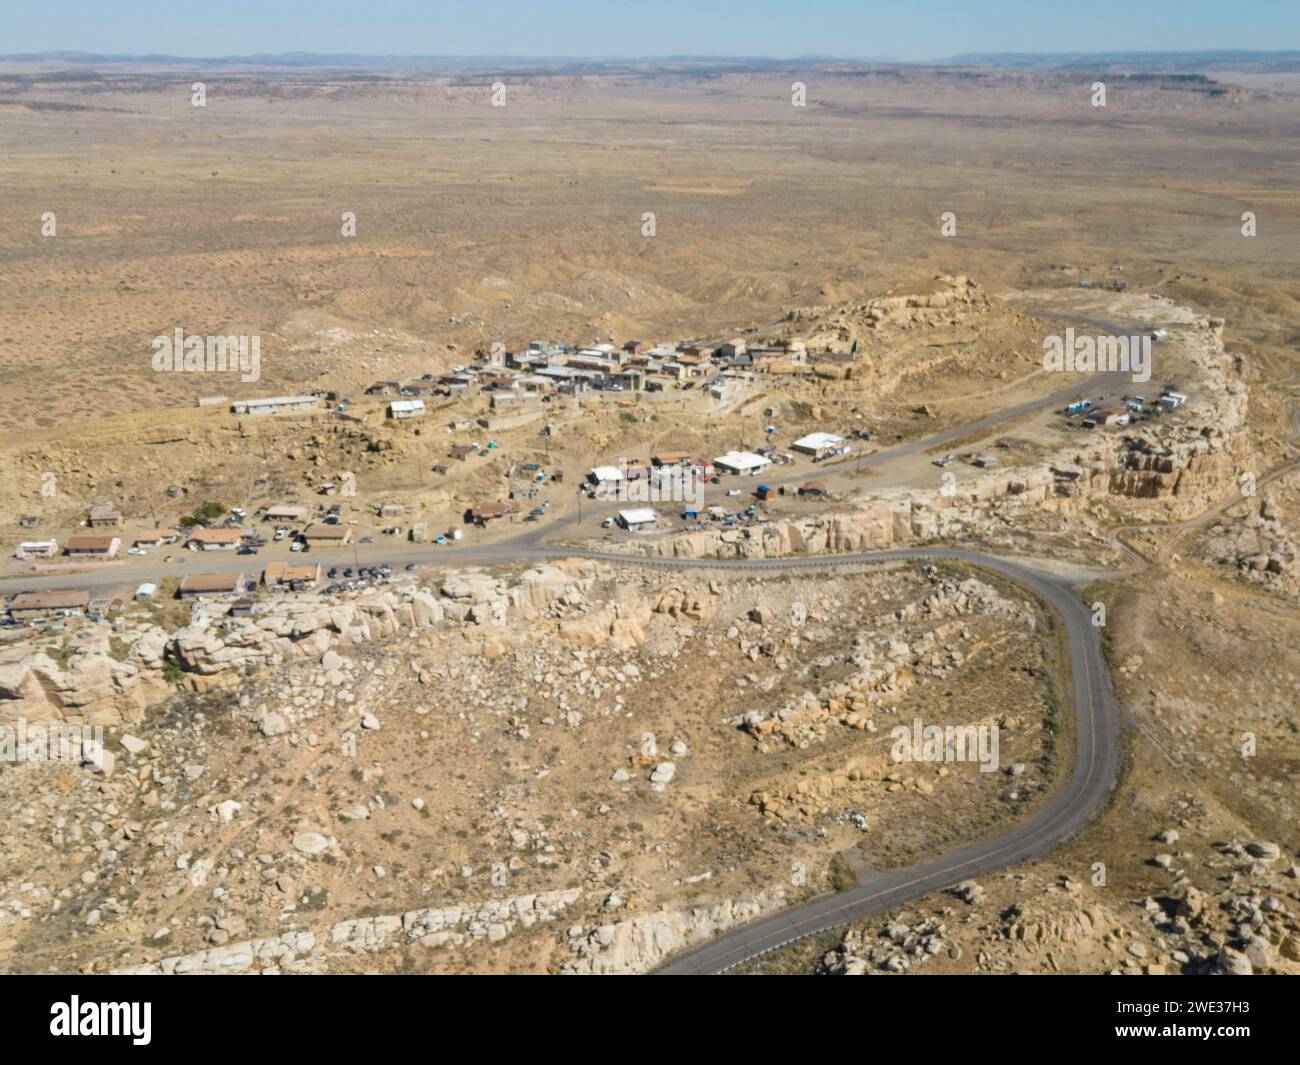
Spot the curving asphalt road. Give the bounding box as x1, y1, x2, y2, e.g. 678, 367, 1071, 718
0, 311, 1140, 974
574, 547, 1121, 975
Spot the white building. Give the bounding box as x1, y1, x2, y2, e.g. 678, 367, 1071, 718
230, 395, 320, 416
617, 508, 658, 531
791, 431, 844, 456
135, 582, 158, 601
588, 466, 625, 486
15, 540, 58, 559
714, 451, 771, 476
388, 399, 426, 420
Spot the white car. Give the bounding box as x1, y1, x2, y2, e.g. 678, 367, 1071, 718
726, 488, 742, 497
290, 541, 303, 552
127, 546, 145, 556
273, 527, 287, 541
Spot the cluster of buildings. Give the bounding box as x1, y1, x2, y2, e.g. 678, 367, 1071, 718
355, 335, 816, 411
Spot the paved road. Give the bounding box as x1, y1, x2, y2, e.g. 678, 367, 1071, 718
1, 314, 1138, 974
589, 547, 1120, 975
0, 362, 1138, 598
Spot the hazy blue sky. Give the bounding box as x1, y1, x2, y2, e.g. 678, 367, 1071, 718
5, 0, 1299, 60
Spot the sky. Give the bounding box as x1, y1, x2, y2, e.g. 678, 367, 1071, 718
3, 0, 1299, 61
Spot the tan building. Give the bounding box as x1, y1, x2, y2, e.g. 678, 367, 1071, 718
264, 505, 311, 524
262, 563, 321, 588
133, 529, 179, 548
64, 534, 121, 558
178, 572, 246, 598
303, 524, 353, 547
7, 590, 92, 620
87, 504, 122, 527
468, 501, 518, 526
186, 527, 242, 551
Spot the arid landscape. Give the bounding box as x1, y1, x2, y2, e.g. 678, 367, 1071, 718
0, 48, 1297, 983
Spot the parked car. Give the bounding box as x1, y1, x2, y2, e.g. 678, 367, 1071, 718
273, 527, 287, 541
290, 541, 303, 552
726, 488, 742, 496
327, 567, 338, 578
405, 563, 417, 572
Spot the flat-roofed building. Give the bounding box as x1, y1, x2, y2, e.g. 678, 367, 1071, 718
387, 399, 426, 420
262, 563, 321, 588
617, 508, 658, 531
133, 529, 179, 548
186, 527, 242, 551
468, 501, 518, 526
303, 524, 352, 547
230, 395, 320, 416
264, 505, 311, 524
714, 451, 771, 476
791, 432, 845, 457
588, 465, 624, 486
15, 540, 58, 559
178, 572, 246, 599
64, 534, 121, 558
8, 589, 91, 620
87, 504, 122, 527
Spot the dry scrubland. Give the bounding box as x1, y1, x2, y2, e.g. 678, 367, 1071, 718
1, 66, 1299, 430
0, 63, 1298, 975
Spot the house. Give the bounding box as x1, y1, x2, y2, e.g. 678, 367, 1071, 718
230, 395, 320, 416
617, 508, 658, 532
87, 504, 122, 527
799, 481, 828, 497
388, 399, 426, 420
468, 501, 518, 526
718, 339, 747, 360
365, 380, 402, 396
186, 527, 241, 551
178, 572, 246, 599
791, 432, 844, 457
64, 534, 121, 558
14, 540, 58, 559
7, 590, 91, 620
714, 451, 771, 476
303, 524, 353, 547
133, 529, 179, 548
651, 451, 691, 468
588, 466, 624, 487
135, 582, 158, 601
449, 445, 475, 462
1082, 408, 1130, 429
229, 597, 256, 617
973, 453, 1000, 468
19, 516, 39, 529
264, 505, 311, 524
262, 563, 321, 588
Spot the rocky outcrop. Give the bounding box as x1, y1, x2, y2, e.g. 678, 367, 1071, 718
112, 887, 582, 974
562, 889, 787, 974
0, 560, 600, 727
